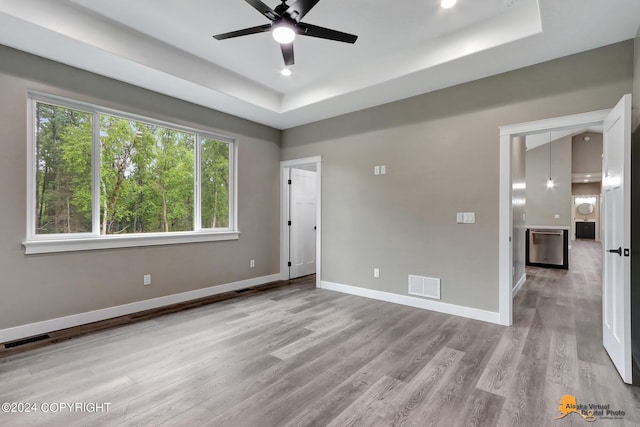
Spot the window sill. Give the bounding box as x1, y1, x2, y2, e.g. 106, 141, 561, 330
22, 231, 240, 255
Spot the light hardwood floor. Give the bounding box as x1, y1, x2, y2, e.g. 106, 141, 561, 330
1, 240, 638, 426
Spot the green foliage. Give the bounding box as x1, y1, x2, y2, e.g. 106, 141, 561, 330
201, 138, 230, 229
35, 103, 92, 234
34, 102, 231, 236
99, 115, 195, 234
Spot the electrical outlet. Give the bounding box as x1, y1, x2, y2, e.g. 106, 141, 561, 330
373, 268, 380, 278
250, 259, 255, 268
554, 214, 560, 219
143, 274, 151, 286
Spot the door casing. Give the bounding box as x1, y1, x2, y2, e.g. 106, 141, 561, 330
280, 156, 322, 287
499, 109, 611, 326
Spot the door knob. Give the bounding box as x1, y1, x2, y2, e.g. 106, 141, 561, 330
607, 247, 622, 256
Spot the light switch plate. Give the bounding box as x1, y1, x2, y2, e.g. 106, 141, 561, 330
463, 212, 476, 224
380, 165, 386, 175
374, 166, 380, 175
554, 214, 560, 219
456, 213, 464, 224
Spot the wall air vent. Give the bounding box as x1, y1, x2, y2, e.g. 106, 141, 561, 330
408, 275, 441, 300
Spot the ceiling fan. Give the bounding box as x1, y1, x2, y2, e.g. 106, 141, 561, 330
213, 0, 358, 66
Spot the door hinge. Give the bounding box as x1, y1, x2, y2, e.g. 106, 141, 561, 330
288, 179, 292, 185
287, 261, 292, 267
288, 221, 292, 226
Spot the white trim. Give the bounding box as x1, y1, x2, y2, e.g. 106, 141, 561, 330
280, 167, 291, 281
512, 274, 527, 296
320, 281, 501, 325
499, 133, 513, 326
526, 225, 570, 230
315, 161, 322, 288
28, 91, 237, 142
280, 157, 322, 286
281, 156, 322, 168
0, 273, 280, 344
499, 108, 612, 327
22, 231, 240, 254
499, 109, 610, 136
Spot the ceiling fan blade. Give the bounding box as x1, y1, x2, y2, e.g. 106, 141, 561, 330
280, 43, 295, 66
285, 0, 321, 22
244, 0, 280, 21
298, 22, 358, 44
213, 24, 272, 40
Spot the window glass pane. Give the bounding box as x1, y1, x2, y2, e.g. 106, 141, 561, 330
201, 138, 230, 229
100, 115, 195, 234
35, 103, 93, 234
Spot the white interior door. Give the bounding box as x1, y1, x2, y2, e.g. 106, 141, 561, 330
289, 168, 317, 279
602, 94, 632, 384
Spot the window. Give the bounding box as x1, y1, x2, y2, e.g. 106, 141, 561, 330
25, 93, 237, 254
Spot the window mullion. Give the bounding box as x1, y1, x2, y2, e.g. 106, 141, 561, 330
231, 142, 238, 231
92, 112, 101, 236
26, 99, 36, 240
195, 134, 202, 233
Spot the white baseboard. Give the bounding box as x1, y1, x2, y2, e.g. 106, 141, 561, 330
512, 274, 527, 296
0, 273, 281, 344
320, 281, 501, 325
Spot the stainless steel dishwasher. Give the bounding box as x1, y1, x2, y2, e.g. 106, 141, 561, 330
529, 229, 564, 266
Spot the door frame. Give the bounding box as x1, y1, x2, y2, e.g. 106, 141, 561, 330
498, 109, 610, 326
280, 156, 322, 287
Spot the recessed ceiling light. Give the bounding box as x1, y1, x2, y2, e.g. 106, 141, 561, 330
441, 0, 457, 8
584, 179, 589, 182
586, 174, 592, 178
281, 68, 292, 77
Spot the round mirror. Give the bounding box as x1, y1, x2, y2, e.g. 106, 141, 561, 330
576, 203, 594, 215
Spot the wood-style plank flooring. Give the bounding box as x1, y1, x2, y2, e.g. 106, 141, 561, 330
1, 240, 639, 426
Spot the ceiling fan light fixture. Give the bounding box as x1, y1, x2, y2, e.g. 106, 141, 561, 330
272, 24, 296, 44
441, 0, 457, 9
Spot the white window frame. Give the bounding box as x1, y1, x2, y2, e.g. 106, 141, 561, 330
24, 92, 239, 254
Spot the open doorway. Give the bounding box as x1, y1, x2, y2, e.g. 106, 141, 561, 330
280, 157, 322, 286
499, 109, 611, 325
499, 95, 633, 384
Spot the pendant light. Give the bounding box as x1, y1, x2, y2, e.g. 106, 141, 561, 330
546, 133, 555, 189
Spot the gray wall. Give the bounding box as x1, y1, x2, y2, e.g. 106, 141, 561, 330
572, 132, 603, 174
572, 183, 602, 195
281, 41, 633, 312
526, 137, 572, 227
0, 45, 281, 330
512, 137, 527, 286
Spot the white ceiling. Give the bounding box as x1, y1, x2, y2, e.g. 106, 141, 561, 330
0, 0, 638, 129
